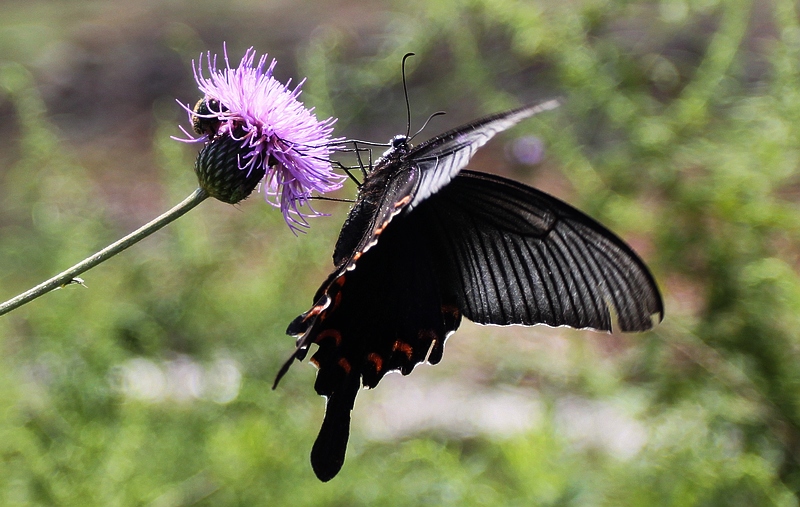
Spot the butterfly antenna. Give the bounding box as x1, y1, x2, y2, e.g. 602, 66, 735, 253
409, 111, 446, 142
401, 52, 415, 139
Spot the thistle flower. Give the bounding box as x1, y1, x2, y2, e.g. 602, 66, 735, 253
176, 46, 345, 232
0, 48, 347, 316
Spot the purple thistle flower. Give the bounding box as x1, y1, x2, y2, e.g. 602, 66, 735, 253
176, 46, 346, 232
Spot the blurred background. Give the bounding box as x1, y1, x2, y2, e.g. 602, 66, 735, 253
1, 0, 799, 504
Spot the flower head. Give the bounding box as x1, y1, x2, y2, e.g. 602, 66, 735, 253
177, 46, 345, 232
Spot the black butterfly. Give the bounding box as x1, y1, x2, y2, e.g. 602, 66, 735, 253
273, 100, 663, 481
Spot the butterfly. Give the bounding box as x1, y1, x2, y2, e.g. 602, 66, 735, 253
273, 99, 664, 481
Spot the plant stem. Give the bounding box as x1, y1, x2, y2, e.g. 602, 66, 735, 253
0, 187, 209, 317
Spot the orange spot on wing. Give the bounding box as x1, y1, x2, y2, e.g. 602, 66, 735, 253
418, 329, 438, 342
338, 357, 351, 374
302, 305, 324, 322
441, 304, 460, 318
394, 195, 411, 208
392, 340, 413, 359
367, 353, 383, 372
316, 329, 342, 346
375, 220, 390, 235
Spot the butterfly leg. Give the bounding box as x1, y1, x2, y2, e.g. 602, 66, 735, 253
310, 371, 361, 481
352, 140, 371, 180
331, 160, 364, 187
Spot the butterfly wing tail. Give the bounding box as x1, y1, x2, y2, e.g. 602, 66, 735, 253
310, 372, 361, 481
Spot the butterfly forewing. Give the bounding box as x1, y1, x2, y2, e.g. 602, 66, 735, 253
406, 100, 559, 211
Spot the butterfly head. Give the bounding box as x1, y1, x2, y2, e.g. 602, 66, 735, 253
391, 134, 409, 149
379, 134, 412, 162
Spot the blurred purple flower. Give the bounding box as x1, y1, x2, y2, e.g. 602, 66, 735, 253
176, 46, 345, 232
508, 135, 545, 166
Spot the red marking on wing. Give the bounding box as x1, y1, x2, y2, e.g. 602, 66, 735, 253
374, 219, 390, 235
393, 195, 411, 208
392, 341, 414, 360
303, 304, 325, 323
366, 353, 383, 372
441, 304, 460, 317
316, 329, 342, 346
418, 329, 437, 341
337, 357, 352, 374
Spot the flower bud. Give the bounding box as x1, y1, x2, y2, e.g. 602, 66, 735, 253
194, 135, 266, 204
175, 47, 345, 230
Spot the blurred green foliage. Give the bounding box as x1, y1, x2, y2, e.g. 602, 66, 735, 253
1, 0, 800, 505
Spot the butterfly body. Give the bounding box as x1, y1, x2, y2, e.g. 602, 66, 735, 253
276, 100, 663, 481
330, 135, 414, 268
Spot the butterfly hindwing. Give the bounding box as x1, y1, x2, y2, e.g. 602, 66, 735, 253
302, 201, 462, 481
418, 170, 663, 332
277, 165, 421, 386
309, 205, 457, 393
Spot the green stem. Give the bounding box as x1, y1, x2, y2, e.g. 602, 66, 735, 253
0, 187, 209, 317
